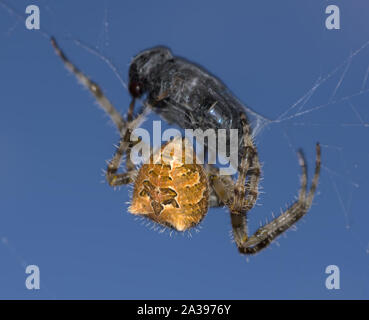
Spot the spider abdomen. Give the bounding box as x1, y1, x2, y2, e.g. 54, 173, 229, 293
129, 137, 209, 231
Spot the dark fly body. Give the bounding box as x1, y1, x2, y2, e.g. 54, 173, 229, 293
128, 47, 248, 162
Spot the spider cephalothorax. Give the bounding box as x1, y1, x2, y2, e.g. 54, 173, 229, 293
52, 38, 321, 255
129, 137, 209, 231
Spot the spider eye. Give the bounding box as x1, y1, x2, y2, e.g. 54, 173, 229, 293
129, 81, 144, 98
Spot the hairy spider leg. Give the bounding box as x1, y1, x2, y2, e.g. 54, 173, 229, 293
237, 143, 321, 255
51, 37, 146, 186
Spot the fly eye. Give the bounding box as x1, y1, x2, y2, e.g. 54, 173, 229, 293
129, 81, 143, 98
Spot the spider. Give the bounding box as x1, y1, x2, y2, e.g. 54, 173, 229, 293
51, 38, 321, 255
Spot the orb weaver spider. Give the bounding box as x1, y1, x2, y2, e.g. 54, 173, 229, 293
51, 38, 321, 255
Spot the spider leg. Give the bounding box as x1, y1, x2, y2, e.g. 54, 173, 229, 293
51, 37, 126, 133
104, 104, 149, 186
233, 113, 261, 212
106, 126, 138, 186
238, 143, 321, 255
51, 37, 150, 186
206, 164, 234, 207
226, 113, 261, 250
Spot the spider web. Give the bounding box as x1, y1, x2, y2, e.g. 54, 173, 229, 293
1, 1, 369, 285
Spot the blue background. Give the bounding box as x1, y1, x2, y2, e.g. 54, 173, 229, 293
0, 0, 368, 299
